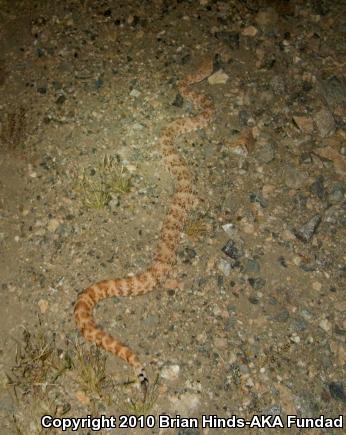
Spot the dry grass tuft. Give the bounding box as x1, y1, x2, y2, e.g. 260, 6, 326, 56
185, 217, 208, 240
4, 319, 159, 432
71, 341, 110, 400
6, 326, 71, 399
74, 154, 132, 209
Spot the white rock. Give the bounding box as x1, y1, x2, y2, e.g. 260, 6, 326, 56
222, 223, 236, 236
208, 69, 229, 85
290, 334, 300, 344
293, 115, 314, 133
319, 319, 332, 332
129, 89, 141, 98
218, 258, 231, 276
161, 364, 180, 381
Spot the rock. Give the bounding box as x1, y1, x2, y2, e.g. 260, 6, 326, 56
300, 152, 312, 164
256, 141, 275, 164
242, 26, 258, 37
262, 184, 276, 196
284, 166, 307, 189
37, 86, 47, 94
217, 258, 231, 276
248, 295, 260, 305
108, 196, 120, 210
249, 192, 268, 208
208, 69, 229, 85
327, 183, 345, 204
172, 93, 184, 107
328, 382, 346, 403
295, 215, 321, 242
132, 122, 145, 130
129, 89, 141, 98
214, 337, 228, 350
310, 175, 325, 199
293, 317, 308, 332
290, 334, 300, 344
300, 309, 313, 321
179, 247, 197, 263
319, 318, 332, 332
47, 218, 60, 232
248, 277, 265, 289
293, 115, 314, 134
161, 364, 180, 381
273, 309, 290, 323
94, 78, 103, 90
313, 146, 346, 176
324, 204, 345, 225
322, 75, 346, 105
221, 240, 243, 259
281, 229, 296, 241
222, 223, 236, 237
242, 222, 255, 234
244, 258, 261, 274
196, 331, 207, 344
312, 281, 322, 291
278, 257, 287, 268
38, 299, 49, 313
293, 192, 308, 210
314, 108, 336, 137
270, 76, 286, 95
55, 94, 66, 105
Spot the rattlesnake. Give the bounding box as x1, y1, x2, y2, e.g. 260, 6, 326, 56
74, 58, 214, 394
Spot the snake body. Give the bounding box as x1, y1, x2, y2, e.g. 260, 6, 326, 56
74, 58, 214, 391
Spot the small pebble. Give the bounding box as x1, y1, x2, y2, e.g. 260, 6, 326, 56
218, 258, 231, 276
38, 299, 49, 313
208, 70, 229, 85
161, 364, 180, 381
293, 115, 314, 133
242, 26, 258, 37
295, 215, 321, 242
314, 108, 336, 137
47, 218, 60, 232
319, 319, 332, 332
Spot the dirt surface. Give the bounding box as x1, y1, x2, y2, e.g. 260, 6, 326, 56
0, 0, 345, 434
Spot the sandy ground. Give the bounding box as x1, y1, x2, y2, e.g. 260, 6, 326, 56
0, 0, 345, 434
